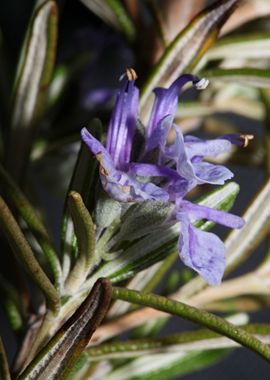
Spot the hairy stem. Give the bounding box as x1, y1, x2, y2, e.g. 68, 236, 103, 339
112, 286, 270, 362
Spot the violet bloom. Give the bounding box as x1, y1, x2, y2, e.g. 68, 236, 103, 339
143, 75, 237, 192
81, 71, 246, 286
81, 79, 169, 202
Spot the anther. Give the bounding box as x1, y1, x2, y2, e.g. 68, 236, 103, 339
240, 134, 254, 148
119, 68, 138, 82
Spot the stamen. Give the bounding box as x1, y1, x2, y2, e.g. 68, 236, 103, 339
240, 134, 254, 148
194, 78, 209, 90
119, 68, 138, 82
126, 68, 138, 81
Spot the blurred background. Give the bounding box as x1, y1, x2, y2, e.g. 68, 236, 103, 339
0, 1, 270, 379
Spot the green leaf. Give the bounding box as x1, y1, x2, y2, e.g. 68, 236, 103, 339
0, 163, 62, 292
89, 182, 240, 284
17, 278, 112, 380
95, 189, 122, 230
200, 68, 270, 88
87, 323, 270, 361
207, 33, 270, 61
111, 286, 270, 362
0, 197, 60, 313
140, 0, 239, 117
7, 0, 58, 181
112, 201, 173, 243
64, 191, 96, 293
80, 0, 135, 41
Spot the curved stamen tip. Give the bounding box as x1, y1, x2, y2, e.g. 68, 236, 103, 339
119, 68, 138, 82
194, 77, 209, 90
240, 134, 254, 148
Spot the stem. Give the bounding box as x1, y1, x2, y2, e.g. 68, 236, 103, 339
0, 163, 62, 292
87, 324, 270, 360
0, 336, 11, 380
0, 196, 60, 313
112, 286, 270, 362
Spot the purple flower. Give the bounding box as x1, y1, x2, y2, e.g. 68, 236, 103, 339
81, 79, 169, 202
81, 71, 247, 286
164, 126, 234, 191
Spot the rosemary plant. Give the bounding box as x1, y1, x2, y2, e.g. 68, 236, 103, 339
0, 0, 270, 379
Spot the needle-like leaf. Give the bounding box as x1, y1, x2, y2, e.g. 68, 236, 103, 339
207, 33, 270, 61
200, 68, 270, 89
0, 163, 62, 292
0, 196, 60, 313
64, 191, 96, 293
87, 324, 270, 360
111, 287, 270, 362
140, 0, 240, 117
7, 0, 58, 181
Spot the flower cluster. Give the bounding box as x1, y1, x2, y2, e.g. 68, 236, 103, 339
81, 72, 245, 285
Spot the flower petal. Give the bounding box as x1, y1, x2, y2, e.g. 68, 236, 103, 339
193, 161, 234, 185
81, 127, 113, 166
106, 80, 139, 169
185, 138, 232, 159
181, 200, 245, 229
98, 155, 170, 203
145, 115, 173, 153
100, 168, 169, 203
177, 212, 225, 285
147, 74, 200, 139
81, 128, 169, 202
165, 125, 193, 176
128, 162, 179, 179
165, 126, 233, 185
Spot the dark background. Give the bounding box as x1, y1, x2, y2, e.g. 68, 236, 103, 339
0, 1, 269, 379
